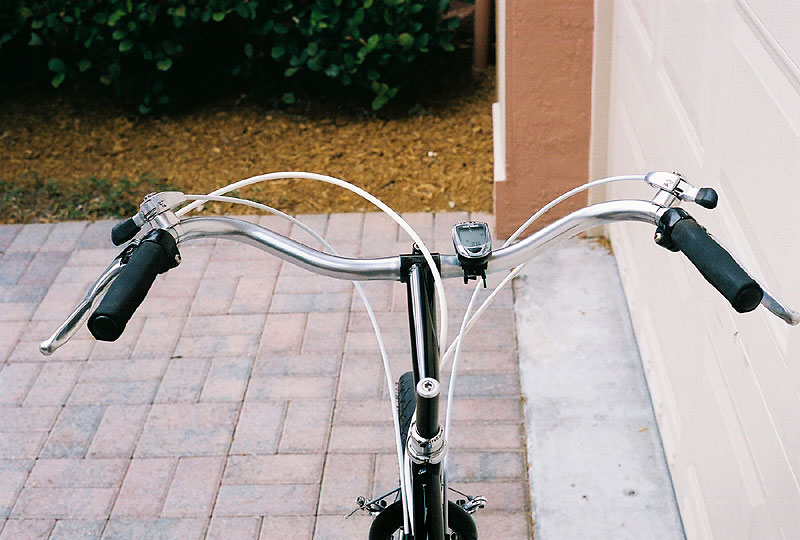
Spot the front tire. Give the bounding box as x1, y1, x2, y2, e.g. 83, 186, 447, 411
397, 371, 416, 451
368, 500, 478, 540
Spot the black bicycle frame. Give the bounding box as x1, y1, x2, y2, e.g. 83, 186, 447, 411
403, 256, 445, 540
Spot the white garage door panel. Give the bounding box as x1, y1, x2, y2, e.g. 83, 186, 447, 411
740, 0, 800, 76
630, 0, 660, 50
694, 348, 755, 538
660, 1, 713, 147
601, 0, 800, 537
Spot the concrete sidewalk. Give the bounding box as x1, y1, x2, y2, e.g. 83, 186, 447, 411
514, 238, 685, 540
0, 213, 531, 540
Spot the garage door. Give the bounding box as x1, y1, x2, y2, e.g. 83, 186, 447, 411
594, 1, 800, 538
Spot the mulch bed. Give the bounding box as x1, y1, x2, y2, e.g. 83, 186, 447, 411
0, 66, 495, 223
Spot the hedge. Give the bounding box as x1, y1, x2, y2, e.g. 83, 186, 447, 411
0, 0, 470, 113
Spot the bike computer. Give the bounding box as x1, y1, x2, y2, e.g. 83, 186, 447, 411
452, 221, 491, 286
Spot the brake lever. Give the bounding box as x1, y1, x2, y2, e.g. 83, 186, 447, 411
38, 244, 136, 355
760, 288, 800, 326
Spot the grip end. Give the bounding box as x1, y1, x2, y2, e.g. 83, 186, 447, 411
732, 284, 763, 313
88, 314, 124, 341
695, 188, 718, 209
112, 218, 141, 246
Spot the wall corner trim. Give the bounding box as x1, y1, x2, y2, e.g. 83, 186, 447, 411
492, 101, 507, 182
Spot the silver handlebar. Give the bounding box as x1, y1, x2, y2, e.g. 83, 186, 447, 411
40, 198, 799, 355
177, 200, 666, 279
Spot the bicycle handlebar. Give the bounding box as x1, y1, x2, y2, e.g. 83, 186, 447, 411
670, 218, 763, 313
176, 199, 664, 280
87, 229, 180, 341
40, 197, 799, 353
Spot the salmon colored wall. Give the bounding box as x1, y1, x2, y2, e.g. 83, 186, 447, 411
495, 0, 594, 238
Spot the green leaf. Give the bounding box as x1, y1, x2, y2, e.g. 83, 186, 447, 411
51, 72, 66, 88
366, 34, 380, 50
397, 33, 413, 48
271, 45, 285, 59
371, 94, 389, 110
119, 40, 133, 52
126, 0, 133, 13
324, 64, 340, 78
156, 58, 172, 71
78, 60, 92, 72
19, 7, 34, 18
410, 3, 423, 14
112, 29, 127, 40
108, 10, 125, 26
235, 4, 250, 18
307, 55, 323, 71
100, 75, 112, 85
28, 33, 43, 46
282, 92, 296, 104
138, 104, 151, 115
212, 12, 225, 22
364, 0, 374, 8
284, 67, 300, 77
48, 57, 67, 73
244, 43, 254, 58
441, 42, 455, 52
31, 19, 44, 29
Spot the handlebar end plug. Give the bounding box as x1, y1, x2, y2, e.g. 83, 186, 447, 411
695, 188, 718, 209
111, 218, 142, 246
88, 314, 124, 342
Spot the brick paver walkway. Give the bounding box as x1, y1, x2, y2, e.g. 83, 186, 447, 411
0, 212, 532, 539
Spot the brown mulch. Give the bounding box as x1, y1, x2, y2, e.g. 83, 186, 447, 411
0, 68, 495, 224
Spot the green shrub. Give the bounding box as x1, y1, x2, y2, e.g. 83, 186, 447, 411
0, 0, 469, 113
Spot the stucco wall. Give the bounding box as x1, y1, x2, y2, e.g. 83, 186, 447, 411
494, 0, 594, 238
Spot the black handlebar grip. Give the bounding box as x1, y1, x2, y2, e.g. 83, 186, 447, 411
111, 217, 142, 246
671, 218, 762, 313
89, 230, 180, 341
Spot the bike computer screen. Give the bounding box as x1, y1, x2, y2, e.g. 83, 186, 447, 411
452, 221, 491, 260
